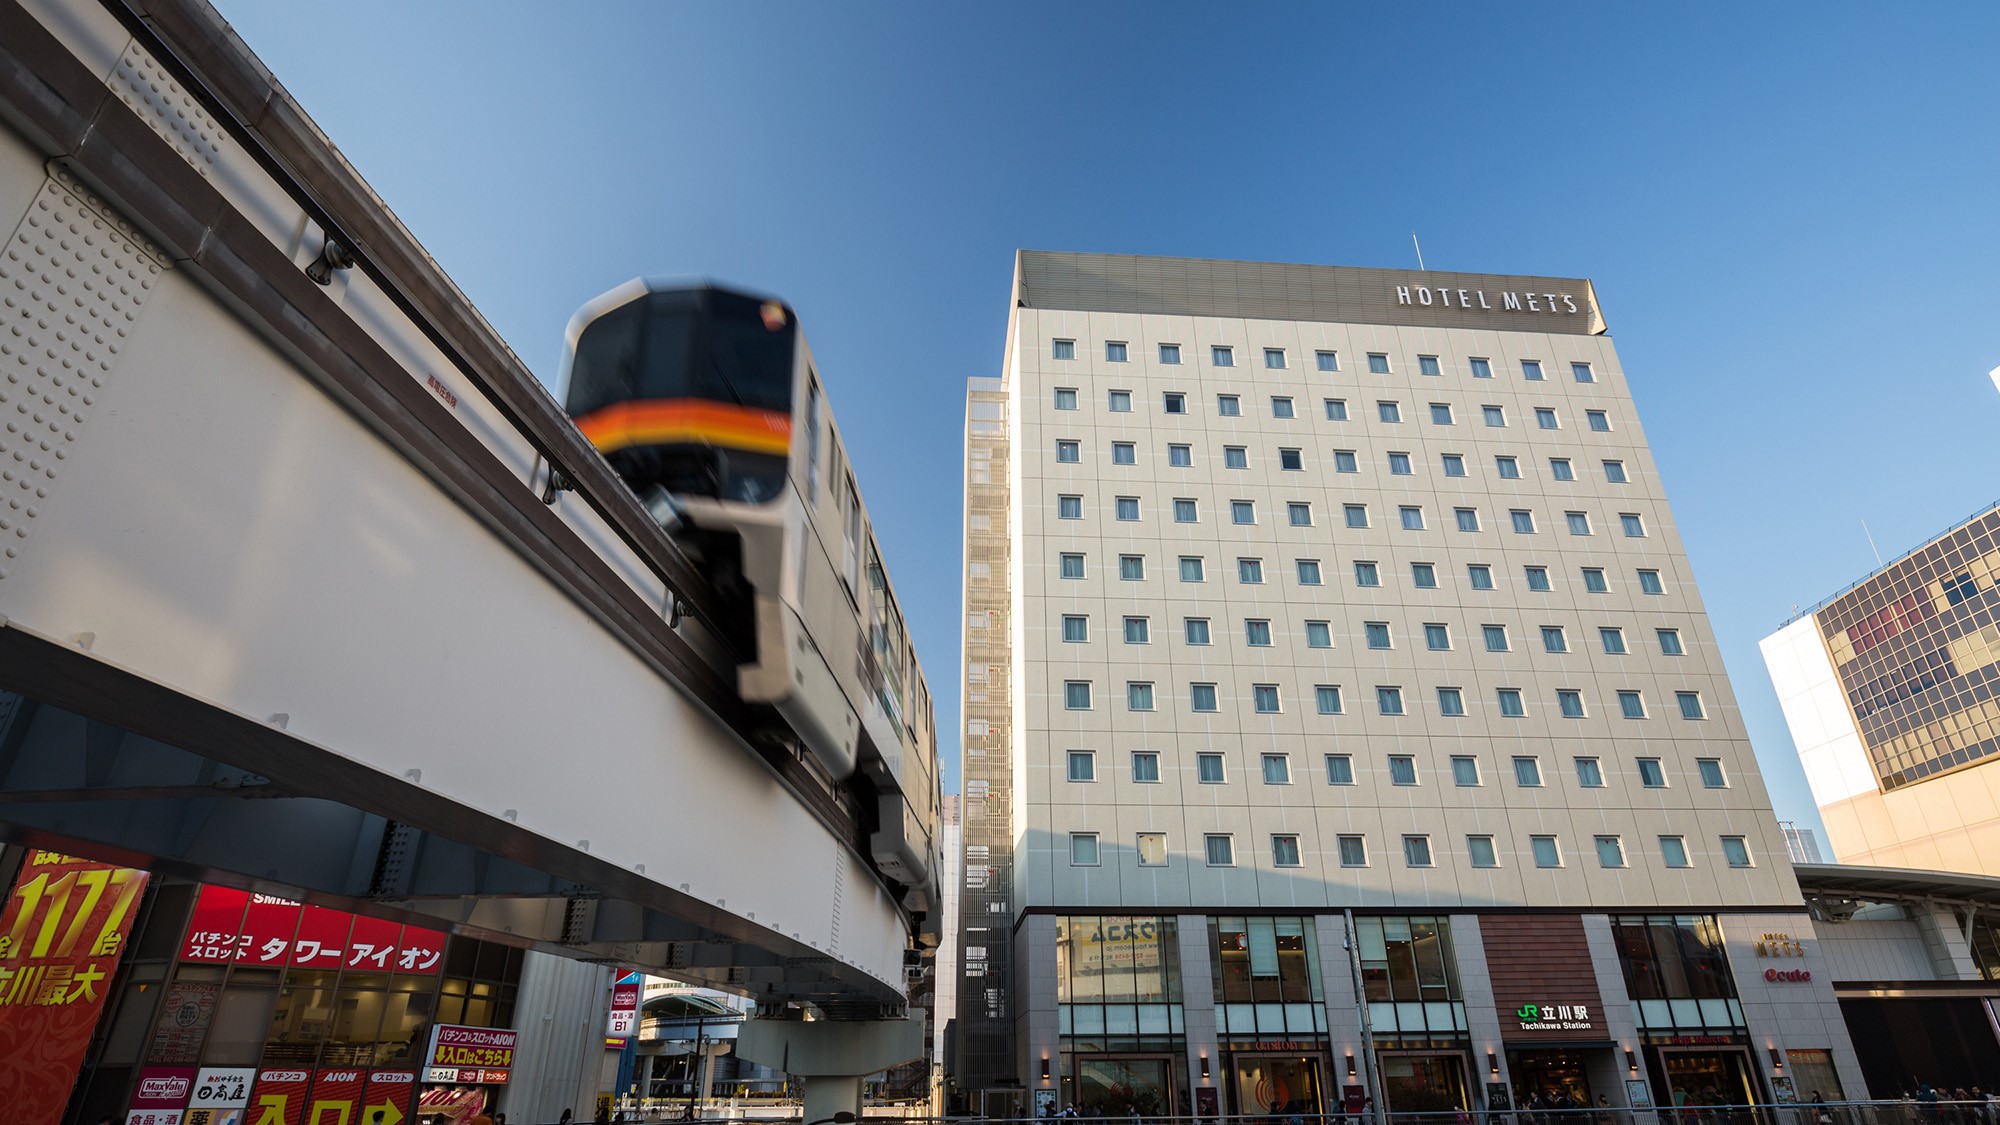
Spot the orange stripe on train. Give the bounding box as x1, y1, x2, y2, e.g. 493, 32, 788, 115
576, 399, 793, 457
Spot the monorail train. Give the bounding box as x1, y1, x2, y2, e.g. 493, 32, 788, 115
558, 280, 939, 915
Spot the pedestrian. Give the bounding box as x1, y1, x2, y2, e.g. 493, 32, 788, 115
560, 1112, 574, 1125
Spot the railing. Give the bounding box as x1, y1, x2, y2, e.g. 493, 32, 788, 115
668, 1107, 2000, 1125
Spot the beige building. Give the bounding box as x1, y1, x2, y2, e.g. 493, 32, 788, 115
1761, 503, 2000, 874
956, 252, 1865, 1116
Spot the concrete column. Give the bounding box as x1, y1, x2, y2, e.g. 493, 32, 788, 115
736, 1016, 926, 1121
1580, 914, 1650, 1106
1450, 914, 1509, 1106
1179, 915, 1218, 1114
1315, 913, 1365, 1101
1911, 904, 1981, 979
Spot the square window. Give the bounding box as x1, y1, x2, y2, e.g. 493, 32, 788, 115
1325, 398, 1349, 420
1217, 394, 1241, 416
1418, 355, 1442, 377
1441, 453, 1467, 477
1456, 507, 1481, 532
1108, 390, 1132, 412
1053, 387, 1077, 410
1425, 623, 1451, 650
1197, 753, 1225, 783
1204, 834, 1234, 866
1677, 692, 1706, 720
1550, 458, 1575, 482
1123, 616, 1150, 644
1112, 442, 1136, 465
1566, 511, 1591, 536
1404, 835, 1434, 868
1163, 392, 1187, 414
1721, 836, 1752, 867
1184, 617, 1211, 645
1412, 562, 1438, 588
1237, 558, 1262, 583
1067, 750, 1094, 782
1483, 405, 1506, 427
1212, 346, 1235, 367
1572, 362, 1595, 383
1224, 446, 1249, 469
1061, 615, 1088, 643
1132, 751, 1160, 782
1388, 452, 1413, 475
1437, 687, 1466, 716
1600, 627, 1627, 655
1136, 831, 1166, 865
1587, 409, 1611, 432
1483, 625, 1510, 652
1637, 757, 1666, 786
1388, 755, 1417, 785
1596, 835, 1626, 868
1058, 494, 1083, 520
1174, 498, 1199, 523
1181, 556, 1207, 582
1698, 759, 1727, 788
1510, 510, 1535, 534
1496, 456, 1521, 479
1430, 402, 1454, 425
1367, 353, 1391, 374
1376, 686, 1405, 715
1231, 500, 1256, 525
1126, 682, 1155, 711
1498, 688, 1526, 717
1470, 358, 1494, 379
1326, 753, 1354, 783
1305, 621, 1333, 649
1557, 690, 1585, 718
1525, 566, 1551, 591
1272, 835, 1302, 866
1060, 552, 1085, 579
1296, 559, 1323, 585
1191, 683, 1219, 712
1355, 561, 1381, 587
1334, 450, 1359, 473
1621, 513, 1647, 538
1245, 619, 1273, 647
1057, 439, 1081, 463
1535, 407, 1559, 430
1603, 460, 1628, 483
1272, 396, 1296, 419
1658, 628, 1684, 656
1345, 504, 1370, 529
1315, 685, 1343, 715
1288, 502, 1313, 527
1576, 757, 1604, 787
1262, 753, 1291, 784
1338, 835, 1368, 867
1070, 832, 1099, 865
1531, 835, 1561, 868
1106, 341, 1128, 363
1168, 444, 1193, 468
1468, 564, 1495, 590
1582, 567, 1609, 593
1660, 836, 1690, 868
1053, 339, 1075, 360
1621, 692, 1649, 721
1279, 448, 1303, 471
1468, 835, 1498, 867
1452, 756, 1480, 786
1316, 350, 1339, 372
1521, 359, 1544, 381
1513, 756, 1542, 786
1378, 401, 1402, 423
1638, 569, 1665, 594
1159, 343, 1181, 365
1264, 348, 1287, 370
1119, 554, 1145, 580
1364, 621, 1391, 649
1541, 626, 1568, 653
1064, 681, 1092, 710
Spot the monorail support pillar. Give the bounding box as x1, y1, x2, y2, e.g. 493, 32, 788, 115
736, 1015, 925, 1122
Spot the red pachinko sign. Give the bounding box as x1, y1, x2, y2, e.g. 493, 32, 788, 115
0, 850, 151, 1125
179, 886, 445, 973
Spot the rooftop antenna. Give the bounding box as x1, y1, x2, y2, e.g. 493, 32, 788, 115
1411, 231, 1426, 271
1861, 518, 1884, 567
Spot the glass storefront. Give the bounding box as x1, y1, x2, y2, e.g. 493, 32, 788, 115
1659, 1047, 1758, 1111
1057, 916, 1186, 1114
1231, 1053, 1323, 1117
1075, 1056, 1177, 1116
1380, 1052, 1470, 1116
1508, 1047, 1595, 1107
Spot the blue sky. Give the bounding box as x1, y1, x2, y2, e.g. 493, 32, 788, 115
215, 1, 2000, 838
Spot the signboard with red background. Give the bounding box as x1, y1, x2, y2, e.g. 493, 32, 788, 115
0, 850, 151, 1125
180, 887, 445, 973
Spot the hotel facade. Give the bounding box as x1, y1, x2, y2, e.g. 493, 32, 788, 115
955, 252, 1867, 1118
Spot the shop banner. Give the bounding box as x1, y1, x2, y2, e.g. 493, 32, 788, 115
179, 887, 445, 974
415, 1086, 485, 1125
129, 1065, 197, 1125
0, 850, 150, 1125
149, 982, 221, 1064
425, 1023, 518, 1074
306, 1068, 366, 1125
188, 1067, 255, 1125
249, 1069, 312, 1125
607, 973, 641, 1038
365, 1071, 417, 1125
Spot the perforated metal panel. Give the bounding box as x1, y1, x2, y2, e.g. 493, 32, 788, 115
109, 40, 223, 177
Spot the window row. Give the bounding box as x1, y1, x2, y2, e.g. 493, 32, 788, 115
1064, 749, 1730, 790
1050, 341, 1599, 385
1067, 830, 1752, 870
1054, 551, 1671, 596
1056, 439, 1631, 488
1052, 387, 1615, 432
1053, 492, 1651, 538
1058, 613, 1687, 658
1058, 679, 1711, 720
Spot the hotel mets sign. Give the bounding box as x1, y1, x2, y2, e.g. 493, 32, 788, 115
1396, 285, 1583, 316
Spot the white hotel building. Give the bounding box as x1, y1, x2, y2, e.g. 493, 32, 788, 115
954, 252, 1866, 1118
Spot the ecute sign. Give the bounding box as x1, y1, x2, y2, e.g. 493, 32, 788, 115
1396, 285, 1581, 315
